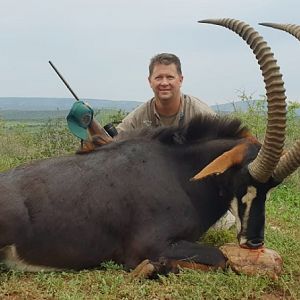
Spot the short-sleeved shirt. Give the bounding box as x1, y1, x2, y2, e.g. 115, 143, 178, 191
116, 94, 215, 136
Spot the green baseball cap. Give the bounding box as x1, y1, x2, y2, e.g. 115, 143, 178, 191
67, 101, 94, 140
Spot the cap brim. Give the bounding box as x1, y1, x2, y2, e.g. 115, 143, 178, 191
67, 118, 89, 140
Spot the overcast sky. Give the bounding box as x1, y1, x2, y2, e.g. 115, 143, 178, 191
1, 0, 299, 106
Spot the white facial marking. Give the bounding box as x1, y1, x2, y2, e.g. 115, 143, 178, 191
230, 197, 241, 233
2, 245, 60, 272
239, 186, 257, 243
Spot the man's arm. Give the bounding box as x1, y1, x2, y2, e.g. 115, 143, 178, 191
115, 102, 149, 139
116, 114, 136, 137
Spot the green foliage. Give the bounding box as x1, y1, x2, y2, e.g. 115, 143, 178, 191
0, 109, 128, 171
286, 101, 300, 146
100, 261, 124, 271
230, 90, 267, 140
33, 118, 78, 158
109, 109, 128, 125
230, 91, 300, 147
0, 105, 299, 299
94, 109, 128, 126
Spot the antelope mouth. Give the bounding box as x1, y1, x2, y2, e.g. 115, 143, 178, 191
240, 239, 265, 249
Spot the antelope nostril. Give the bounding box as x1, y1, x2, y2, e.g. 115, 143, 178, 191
246, 239, 264, 249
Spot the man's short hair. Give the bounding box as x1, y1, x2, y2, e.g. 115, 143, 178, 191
149, 53, 182, 76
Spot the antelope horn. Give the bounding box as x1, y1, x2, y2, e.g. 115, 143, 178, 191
272, 141, 300, 182
259, 23, 300, 41
198, 18, 286, 183
259, 22, 300, 180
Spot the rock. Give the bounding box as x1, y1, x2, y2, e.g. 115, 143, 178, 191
220, 243, 283, 279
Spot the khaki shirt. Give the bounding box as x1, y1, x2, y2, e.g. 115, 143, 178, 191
116, 94, 215, 136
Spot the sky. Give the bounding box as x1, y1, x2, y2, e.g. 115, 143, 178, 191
1, 0, 299, 106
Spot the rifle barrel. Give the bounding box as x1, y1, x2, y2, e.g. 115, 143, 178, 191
49, 61, 80, 101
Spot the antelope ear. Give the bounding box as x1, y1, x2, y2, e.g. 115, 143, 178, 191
190, 143, 248, 181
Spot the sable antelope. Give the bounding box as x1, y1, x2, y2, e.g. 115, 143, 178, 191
0, 18, 299, 277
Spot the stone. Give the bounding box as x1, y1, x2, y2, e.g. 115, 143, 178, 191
220, 243, 283, 279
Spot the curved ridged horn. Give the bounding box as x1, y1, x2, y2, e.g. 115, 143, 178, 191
259, 22, 300, 180
259, 23, 300, 41
198, 18, 286, 183
272, 141, 300, 182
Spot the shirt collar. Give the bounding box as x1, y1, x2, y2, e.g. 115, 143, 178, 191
153, 94, 184, 120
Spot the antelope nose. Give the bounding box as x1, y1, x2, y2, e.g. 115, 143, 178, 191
246, 238, 264, 249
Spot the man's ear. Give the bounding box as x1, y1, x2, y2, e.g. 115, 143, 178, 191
179, 75, 183, 86
148, 76, 153, 88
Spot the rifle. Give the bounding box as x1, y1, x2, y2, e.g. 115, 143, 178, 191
48, 61, 114, 147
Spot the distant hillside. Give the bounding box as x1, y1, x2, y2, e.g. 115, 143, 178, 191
211, 100, 300, 116
0, 97, 299, 120
211, 100, 266, 113
0, 97, 142, 112
0, 110, 69, 120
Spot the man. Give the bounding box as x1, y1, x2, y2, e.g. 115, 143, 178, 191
116, 53, 235, 230
116, 53, 214, 136
69, 53, 234, 230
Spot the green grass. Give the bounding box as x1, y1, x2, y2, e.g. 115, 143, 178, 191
0, 107, 299, 299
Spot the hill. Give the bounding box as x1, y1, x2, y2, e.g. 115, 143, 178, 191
0, 97, 142, 112
211, 101, 261, 113
0, 97, 143, 120
0, 97, 299, 120
211, 100, 300, 116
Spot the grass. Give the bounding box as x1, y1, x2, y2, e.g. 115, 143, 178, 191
0, 106, 299, 299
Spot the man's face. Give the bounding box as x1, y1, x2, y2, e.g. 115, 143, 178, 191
148, 63, 183, 102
